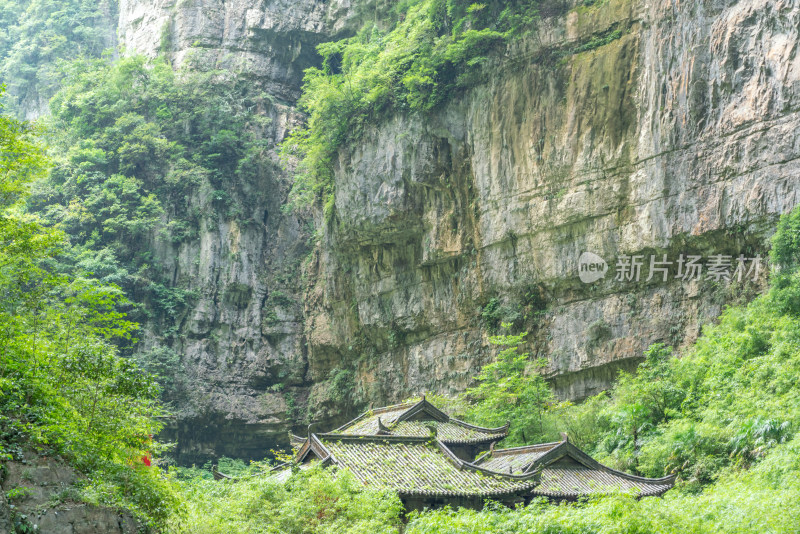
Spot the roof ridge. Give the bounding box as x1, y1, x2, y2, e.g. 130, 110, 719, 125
448, 417, 510, 434
434, 439, 467, 470
533, 442, 678, 484
332, 401, 419, 432
462, 460, 542, 481
487, 441, 561, 457
396, 398, 450, 424
317, 433, 434, 443
371, 401, 418, 414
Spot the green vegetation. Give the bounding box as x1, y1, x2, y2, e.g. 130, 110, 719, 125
172, 465, 402, 534
23, 53, 277, 381
572, 28, 622, 54
0, 85, 179, 528
281, 0, 543, 214
460, 327, 554, 445
39, 54, 272, 261
480, 285, 549, 333
159, 205, 800, 534
0, 0, 115, 115
450, 207, 800, 494
404, 455, 800, 532
1, 1, 798, 531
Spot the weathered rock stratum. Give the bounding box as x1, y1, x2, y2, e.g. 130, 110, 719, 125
118, 0, 800, 461
0, 449, 140, 533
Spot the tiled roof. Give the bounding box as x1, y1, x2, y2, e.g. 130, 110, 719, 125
335, 403, 415, 435
389, 420, 507, 443
476, 440, 675, 498
535, 464, 674, 498
334, 398, 508, 443
285, 400, 674, 501
477, 442, 561, 473
305, 434, 539, 497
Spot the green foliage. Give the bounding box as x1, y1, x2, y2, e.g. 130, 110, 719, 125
5, 485, 32, 501
405, 438, 800, 532
770, 206, 800, 270
40, 55, 272, 256
172, 465, 403, 534
24, 53, 278, 377
480, 298, 521, 333
480, 286, 549, 332
455, 205, 800, 493
463, 326, 554, 444
0, 82, 48, 204
281, 0, 542, 212
308, 366, 360, 423
0, 86, 180, 528
572, 28, 622, 54
406, 205, 800, 531
554, 273, 800, 485
769, 206, 800, 315
0, 0, 115, 115
134, 344, 182, 397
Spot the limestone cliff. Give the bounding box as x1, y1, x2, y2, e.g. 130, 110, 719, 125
0, 449, 140, 533
116, 0, 800, 461
305, 0, 800, 415
116, 0, 390, 462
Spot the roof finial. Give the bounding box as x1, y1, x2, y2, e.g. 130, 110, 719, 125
560, 431, 569, 443
422, 393, 426, 403
490, 441, 496, 454
308, 423, 314, 439
377, 416, 392, 435
509, 466, 513, 474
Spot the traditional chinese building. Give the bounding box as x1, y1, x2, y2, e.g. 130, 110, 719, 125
331, 397, 509, 461
281, 397, 675, 510
295, 433, 539, 510
474, 440, 675, 500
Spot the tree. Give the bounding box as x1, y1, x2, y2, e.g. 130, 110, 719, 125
0, 85, 179, 529
464, 324, 554, 445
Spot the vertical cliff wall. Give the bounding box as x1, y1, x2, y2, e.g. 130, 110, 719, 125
115, 0, 392, 461
115, 0, 800, 461
303, 0, 800, 420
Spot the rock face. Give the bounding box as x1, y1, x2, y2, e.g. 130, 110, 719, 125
304, 0, 800, 411
116, 0, 800, 461
118, 0, 385, 100
116, 0, 389, 463
0, 450, 140, 533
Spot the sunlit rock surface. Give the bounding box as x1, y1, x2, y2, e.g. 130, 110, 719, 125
118, 0, 800, 461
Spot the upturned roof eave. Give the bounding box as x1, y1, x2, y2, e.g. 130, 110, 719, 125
532, 483, 674, 499
396, 479, 540, 498
530, 442, 677, 485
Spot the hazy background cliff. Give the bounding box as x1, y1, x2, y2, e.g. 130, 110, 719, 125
5, 0, 799, 463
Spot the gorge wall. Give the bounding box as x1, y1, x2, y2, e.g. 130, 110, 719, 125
113, 0, 800, 462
